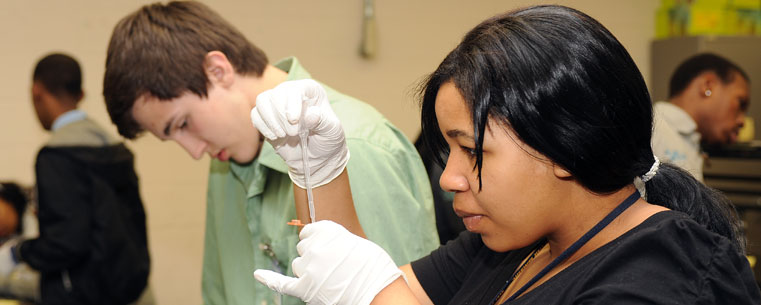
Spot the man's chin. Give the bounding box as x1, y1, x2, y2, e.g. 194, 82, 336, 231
230, 153, 257, 165
229, 145, 264, 164
703, 133, 734, 146
728, 132, 739, 144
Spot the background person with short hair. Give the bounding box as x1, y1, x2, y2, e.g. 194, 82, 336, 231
652, 53, 750, 181
0, 53, 152, 305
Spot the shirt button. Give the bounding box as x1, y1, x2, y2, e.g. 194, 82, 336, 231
259, 243, 275, 257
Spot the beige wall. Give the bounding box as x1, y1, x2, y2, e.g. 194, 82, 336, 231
0, 1, 658, 304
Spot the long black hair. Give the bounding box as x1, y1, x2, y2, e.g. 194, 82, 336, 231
419, 5, 744, 253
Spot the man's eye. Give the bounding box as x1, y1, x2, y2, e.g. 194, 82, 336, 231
739, 99, 749, 112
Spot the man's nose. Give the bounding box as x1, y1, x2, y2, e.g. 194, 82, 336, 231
176, 136, 207, 160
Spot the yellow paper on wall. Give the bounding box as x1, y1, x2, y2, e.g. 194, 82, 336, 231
689, 8, 725, 34
738, 117, 755, 142
748, 255, 757, 268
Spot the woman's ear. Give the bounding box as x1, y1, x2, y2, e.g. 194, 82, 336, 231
204, 51, 235, 88
553, 163, 572, 179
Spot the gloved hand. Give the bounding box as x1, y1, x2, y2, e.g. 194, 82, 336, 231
254, 220, 402, 305
0, 239, 19, 277
251, 79, 350, 189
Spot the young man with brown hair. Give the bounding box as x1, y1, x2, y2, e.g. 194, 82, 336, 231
103, 2, 439, 305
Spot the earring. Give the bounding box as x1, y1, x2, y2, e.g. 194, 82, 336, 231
704, 89, 712, 97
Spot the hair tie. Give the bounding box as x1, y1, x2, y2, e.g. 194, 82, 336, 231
641, 156, 660, 183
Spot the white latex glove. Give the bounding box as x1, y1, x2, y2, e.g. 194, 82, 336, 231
251, 79, 349, 189
0, 240, 18, 277
253, 220, 402, 305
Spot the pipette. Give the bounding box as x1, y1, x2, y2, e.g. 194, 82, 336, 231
286, 98, 316, 227
300, 99, 316, 223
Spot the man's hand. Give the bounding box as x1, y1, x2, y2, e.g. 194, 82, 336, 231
253, 221, 402, 305
251, 79, 350, 189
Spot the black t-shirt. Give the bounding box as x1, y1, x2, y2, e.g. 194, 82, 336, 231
411, 211, 761, 304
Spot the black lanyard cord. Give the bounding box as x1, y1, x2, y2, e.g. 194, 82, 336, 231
501, 190, 641, 303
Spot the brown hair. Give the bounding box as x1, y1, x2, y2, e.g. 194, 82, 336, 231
103, 1, 268, 139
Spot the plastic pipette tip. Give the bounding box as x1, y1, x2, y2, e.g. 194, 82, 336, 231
287, 219, 305, 227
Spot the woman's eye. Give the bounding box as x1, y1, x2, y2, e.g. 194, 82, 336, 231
460, 146, 477, 158
179, 119, 188, 129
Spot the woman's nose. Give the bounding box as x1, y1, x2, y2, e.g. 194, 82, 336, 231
439, 156, 469, 193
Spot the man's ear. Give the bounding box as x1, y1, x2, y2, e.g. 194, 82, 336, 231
204, 51, 235, 88
72, 90, 84, 106
697, 71, 718, 99
553, 163, 572, 179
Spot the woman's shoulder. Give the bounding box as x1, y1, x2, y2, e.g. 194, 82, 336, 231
610, 210, 736, 266
571, 210, 759, 303
624, 210, 728, 247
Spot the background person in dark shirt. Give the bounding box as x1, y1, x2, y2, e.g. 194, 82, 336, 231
252, 5, 760, 305
0, 53, 153, 305
0, 182, 27, 241
0, 182, 39, 303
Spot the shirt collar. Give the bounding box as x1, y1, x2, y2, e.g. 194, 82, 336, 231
228, 157, 268, 198
51, 109, 86, 131
655, 102, 698, 135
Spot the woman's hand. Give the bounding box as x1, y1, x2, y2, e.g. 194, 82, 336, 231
253, 220, 402, 305
251, 79, 349, 189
